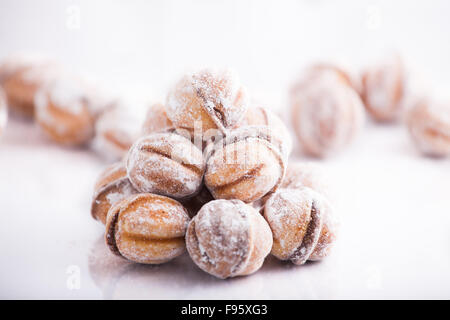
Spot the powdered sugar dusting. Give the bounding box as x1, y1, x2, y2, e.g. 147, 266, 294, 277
263, 107, 293, 158
105, 180, 136, 206
47, 78, 88, 114
309, 200, 338, 261
118, 196, 189, 238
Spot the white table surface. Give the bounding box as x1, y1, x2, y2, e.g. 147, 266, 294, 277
0, 0, 450, 300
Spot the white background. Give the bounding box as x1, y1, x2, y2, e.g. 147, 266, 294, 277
0, 0, 449, 299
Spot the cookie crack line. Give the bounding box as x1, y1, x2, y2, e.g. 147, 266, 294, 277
196, 88, 227, 130
122, 233, 185, 243
191, 221, 216, 269
139, 144, 204, 176
288, 200, 323, 264
205, 132, 278, 163
212, 163, 264, 191
213, 105, 225, 124
93, 177, 129, 200
105, 208, 121, 257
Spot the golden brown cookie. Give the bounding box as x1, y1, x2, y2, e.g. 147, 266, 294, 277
308, 208, 337, 261
406, 98, 450, 157
94, 104, 141, 160
126, 132, 206, 199
290, 67, 365, 157
0, 54, 59, 118
204, 126, 286, 203
166, 68, 248, 139
186, 199, 273, 279
91, 162, 138, 224
264, 188, 336, 265
361, 55, 406, 122
105, 193, 190, 264
141, 103, 174, 136
34, 76, 98, 146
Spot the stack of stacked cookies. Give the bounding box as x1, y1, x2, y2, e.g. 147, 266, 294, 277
91, 68, 337, 279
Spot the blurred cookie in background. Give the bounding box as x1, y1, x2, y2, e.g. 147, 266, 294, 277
0, 53, 61, 119
34, 74, 100, 146
93, 100, 145, 161
406, 97, 450, 157
290, 64, 365, 158
140, 103, 174, 136
361, 55, 407, 123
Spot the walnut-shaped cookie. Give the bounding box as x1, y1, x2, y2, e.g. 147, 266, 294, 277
186, 199, 272, 279
34, 76, 98, 146
361, 55, 406, 122
0, 54, 59, 118
91, 162, 138, 224
204, 126, 286, 203
166, 68, 248, 140
290, 68, 365, 157
105, 193, 190, 264
264, 188, 337, 265
406, 98, 450, 157
94, 104, 142, 160
127, 132, 205, 199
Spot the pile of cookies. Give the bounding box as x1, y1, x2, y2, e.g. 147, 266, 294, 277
91, 68, 337, 279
